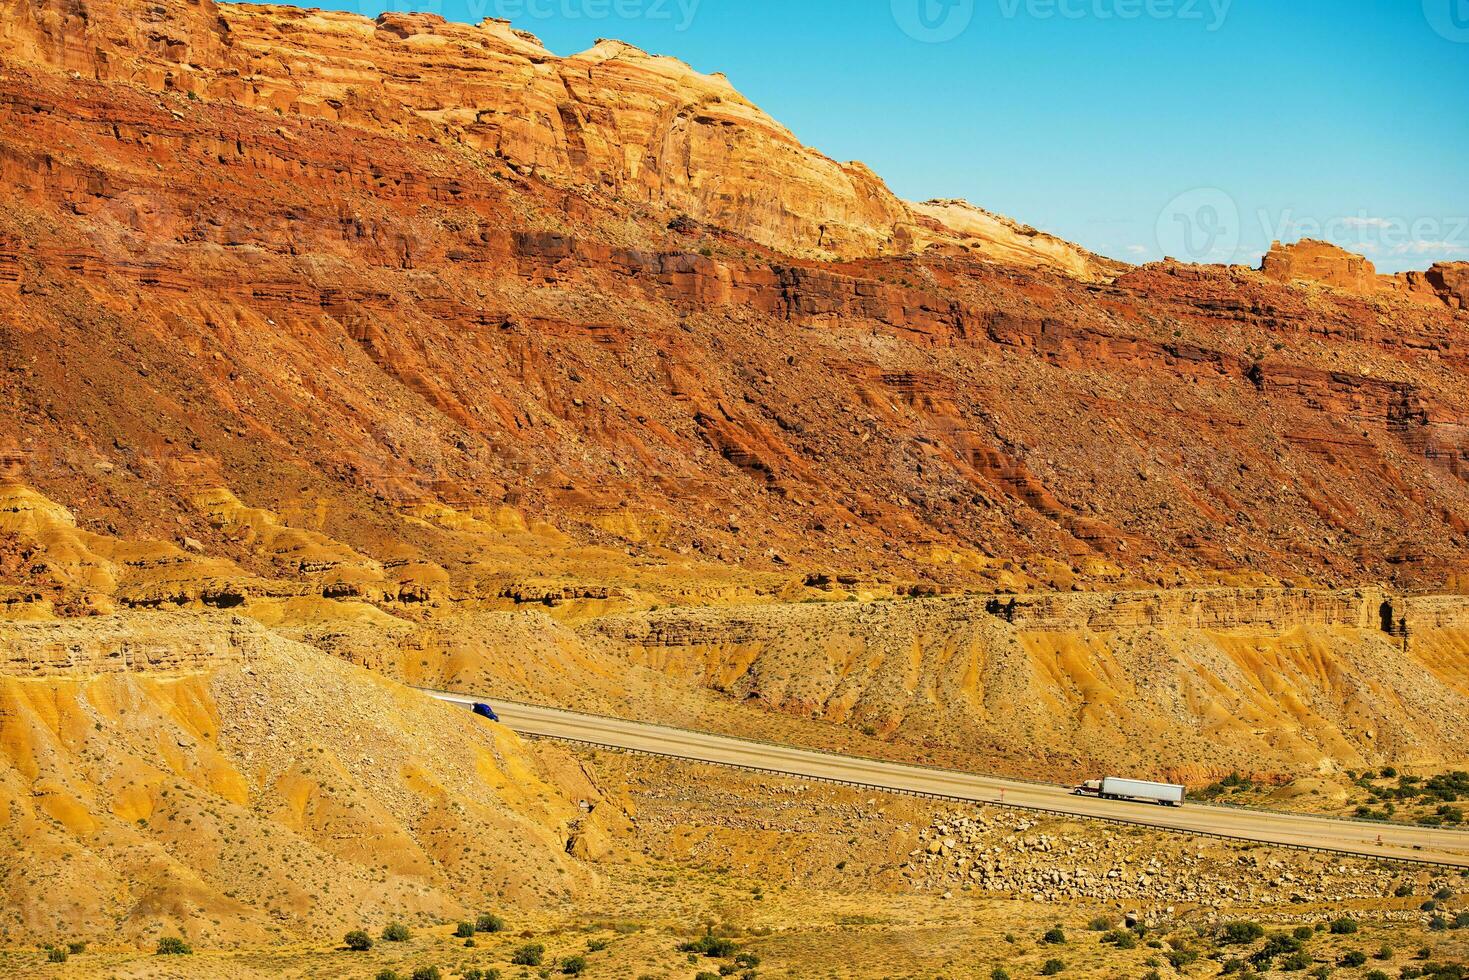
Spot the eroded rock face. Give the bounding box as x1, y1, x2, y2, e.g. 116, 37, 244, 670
3, 0, 1469, 593
1261, 239, 1381, 294
0, 0, 1114, 274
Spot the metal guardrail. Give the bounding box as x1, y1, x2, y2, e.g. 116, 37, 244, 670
425, 689, 1469, 871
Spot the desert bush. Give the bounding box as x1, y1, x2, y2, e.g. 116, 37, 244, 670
1088, 916, 1115, 932
560, 956, 588, 975
345, 930, 373, 951
1329, 918, 1359, 934
1294, 925, 1316, 940
734, 952, 760, 968
66, 941, 85, 954
990, 969, 1009, 980
511, 943, 545, 966
679, 934, 738, 957
1279, 950, 1312, 971
1222, 921, 1266, 944
1040, 959, 1065, 975
156, 936, 192, 955
587, 938, 609, 952
1366, 972, 1389, 980
47, 948, 67, 963
1342, 950, 1368, 966
455, 921, 476, 939
1101, 929, 1137, 949
1041, 926, 1067, 945
1167, 948, 1200, 968
409, 968, 441, 980
476, 912, 506, 933
375, 971, 402, 980
382, 922, 411, 942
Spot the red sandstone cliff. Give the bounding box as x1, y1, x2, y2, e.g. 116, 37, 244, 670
2, 0, 1469, 590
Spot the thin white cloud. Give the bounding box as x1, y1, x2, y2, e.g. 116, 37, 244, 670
1390, 241, 1469, 255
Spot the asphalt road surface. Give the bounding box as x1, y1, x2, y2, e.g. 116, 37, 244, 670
426, 690, 1469, 868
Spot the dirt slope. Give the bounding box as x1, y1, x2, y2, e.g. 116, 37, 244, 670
0, 612, 607, 946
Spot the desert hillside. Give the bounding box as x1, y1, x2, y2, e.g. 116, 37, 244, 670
0, 611, 609, 945
2, 0, 1469, 965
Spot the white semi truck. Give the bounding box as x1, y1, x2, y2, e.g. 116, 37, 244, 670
1075, 776, 1186, 807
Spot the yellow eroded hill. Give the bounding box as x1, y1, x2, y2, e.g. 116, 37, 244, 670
0, 613, 605, 946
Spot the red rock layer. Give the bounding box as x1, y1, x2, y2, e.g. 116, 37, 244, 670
2, 0, 1469, 589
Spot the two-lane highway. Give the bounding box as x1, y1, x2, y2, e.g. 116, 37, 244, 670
426, 690, 1469, 868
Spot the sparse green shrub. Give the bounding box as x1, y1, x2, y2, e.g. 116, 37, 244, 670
587, 938, 609, 952
694, 973, 720, 980
1222, 921, 1266, 944
409, 968, 440, 980
382, 922, 411, 943
1167, 948, 1200, 968
734, 953, 760, 968
560, 956, 588, 975
1455, 912, 1469, 929
476, 912, 506, 933
1088, 916, 1115, 932
1041, 926, 1067, 945
679, 934, 738, 958
47, 948, 67, 963
66, 941, 85, 955
1377, 944, 1396, 959
1279, 950, 1313, 971
1329, 918, 1359, 935
990, 969, 1009, 980
156, 936, 192, 956
1040, 959, 1065, 976
1101, 929, 1137, 949
1294, 925, 1316, 940
511, 943, 545, 966
455, 921, 476, 939
375, 971, 402, 980
1367, 972, 1390, 980
1252, 933, 1302, 968
344, 930, 373, 951
1434, 887, 1455, 900
1396, 883, 1416, 898
1342, 950, 1368, 967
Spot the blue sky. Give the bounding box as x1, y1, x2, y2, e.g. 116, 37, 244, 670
244, 0, 1469, 272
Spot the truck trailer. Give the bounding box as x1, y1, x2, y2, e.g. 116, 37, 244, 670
1075, 777, 1186, 807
